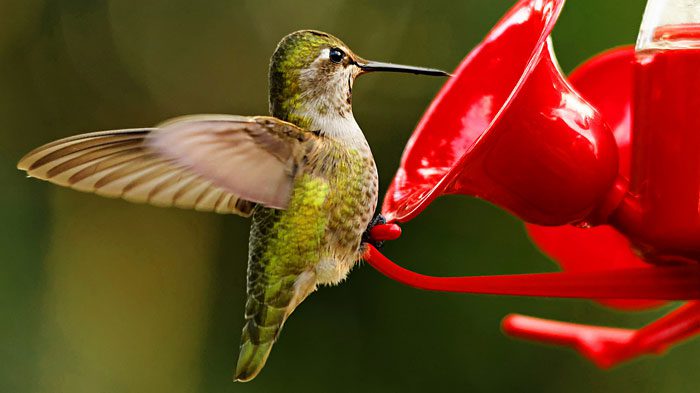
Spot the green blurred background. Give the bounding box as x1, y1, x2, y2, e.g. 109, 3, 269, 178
1, 0, 695, 392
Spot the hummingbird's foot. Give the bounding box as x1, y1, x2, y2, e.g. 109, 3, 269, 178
362, 214, 401, 249
362, 214, 387, 248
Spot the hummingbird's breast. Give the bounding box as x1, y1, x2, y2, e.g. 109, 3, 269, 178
311, 140, 378, 284
246, 137, 377, 290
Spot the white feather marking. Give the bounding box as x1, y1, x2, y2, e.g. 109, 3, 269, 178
318, 48, 330, 60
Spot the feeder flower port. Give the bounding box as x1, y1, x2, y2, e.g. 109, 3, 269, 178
364, 0, 700, 368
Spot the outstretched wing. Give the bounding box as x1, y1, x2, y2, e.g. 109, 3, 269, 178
17, 115, 316, 216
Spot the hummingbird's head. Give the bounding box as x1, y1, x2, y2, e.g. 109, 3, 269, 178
269, 30, 449, 130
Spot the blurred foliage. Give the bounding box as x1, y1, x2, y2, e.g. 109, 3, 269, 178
1, 0, 696, 392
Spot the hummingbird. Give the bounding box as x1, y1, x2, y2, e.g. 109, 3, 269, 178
17, 30, 448, 381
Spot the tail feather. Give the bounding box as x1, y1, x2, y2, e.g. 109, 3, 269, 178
234, 306, 289, 382
234, 332, 275, 382
233, 270, 317, 382
233, 298, 289, 382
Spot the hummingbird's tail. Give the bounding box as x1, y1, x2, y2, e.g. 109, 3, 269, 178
234, 321, 277, 382
233, 271, 317, 382
234, 299, 288, 382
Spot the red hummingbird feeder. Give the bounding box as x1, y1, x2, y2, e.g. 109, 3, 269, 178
364, 0, 700, 368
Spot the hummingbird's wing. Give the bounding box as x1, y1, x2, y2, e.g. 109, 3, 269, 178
17, 115, 316, 216
149, 114, 314, 210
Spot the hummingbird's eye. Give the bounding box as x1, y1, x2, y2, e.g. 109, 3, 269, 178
329, 48, 345, 64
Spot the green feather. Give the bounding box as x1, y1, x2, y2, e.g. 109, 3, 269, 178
234, 175, 330, 382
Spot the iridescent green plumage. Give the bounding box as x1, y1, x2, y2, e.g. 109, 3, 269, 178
233, 30, 450, 382
236, 141, 377, 381
234, 31, 381, 381
236, 175, 330, 380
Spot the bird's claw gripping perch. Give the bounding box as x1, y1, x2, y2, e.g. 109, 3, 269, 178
362, 214, 402, 248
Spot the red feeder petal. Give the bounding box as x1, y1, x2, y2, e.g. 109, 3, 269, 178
382, 0, 619, 226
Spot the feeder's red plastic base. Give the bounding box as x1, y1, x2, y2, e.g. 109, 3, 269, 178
363, 225, 700, 368
363, 242, 700, 300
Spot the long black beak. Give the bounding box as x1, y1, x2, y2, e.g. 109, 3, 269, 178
357, 60, 450, 77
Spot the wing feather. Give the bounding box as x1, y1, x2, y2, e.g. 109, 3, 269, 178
18, 129, 254, 216
147, 115, 312, 209
17, 115, 316, 216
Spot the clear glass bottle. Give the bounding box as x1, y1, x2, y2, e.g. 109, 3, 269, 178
636, 0, 700, 50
